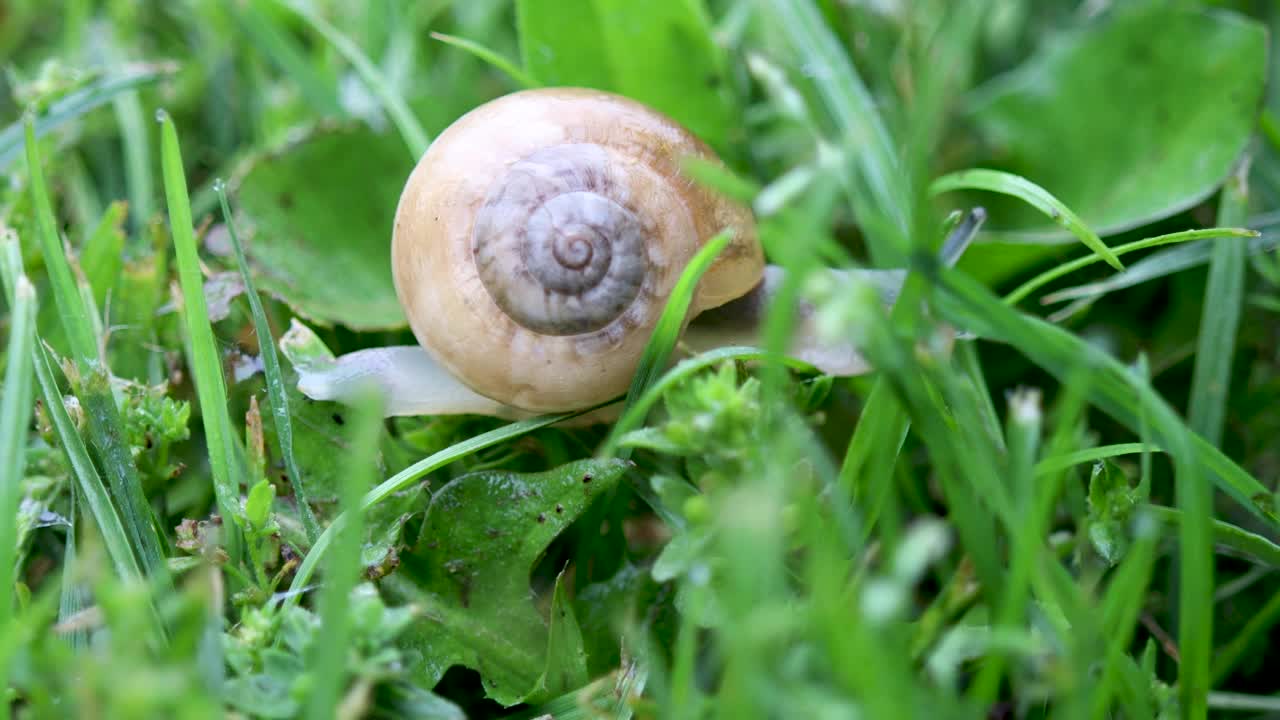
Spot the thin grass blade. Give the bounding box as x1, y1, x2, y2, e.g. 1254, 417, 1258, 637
430, 32, 539, 89
1188, 164, 1249, 446
1038, 233, 1274, 306
1004, 228, 1257, 306
755, 0, 910, 262
1143, 506, 1280, 569
31, 346, 143, 584
24, 118, 99, 363
157, 112, 243, 543
602, 231, 733, 457
601, 346, 813, 456
0, 240, 140, 583
1033, 443, 1159, 476
277, 0, 430, 158
0, 62, 175, 171
304, 396, 380, 720
934, 267, 1272, 525
217, 186, 321, 543
230, 0, 344, 116
24, 121, 167, 578
0, 270, 37, 631
933, 168, 1122, 270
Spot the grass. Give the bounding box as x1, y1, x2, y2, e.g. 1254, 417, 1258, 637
2, 2, 1280, 719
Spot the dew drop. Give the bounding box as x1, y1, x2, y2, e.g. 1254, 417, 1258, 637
212, 178, 227, 194
154, 108, 169, 124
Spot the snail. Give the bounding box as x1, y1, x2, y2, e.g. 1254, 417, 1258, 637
292, 88, 979, 418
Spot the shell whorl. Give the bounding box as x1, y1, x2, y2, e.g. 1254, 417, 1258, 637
472, 144, 650, 335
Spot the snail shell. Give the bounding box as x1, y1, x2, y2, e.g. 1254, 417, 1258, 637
391, 88, 763, 412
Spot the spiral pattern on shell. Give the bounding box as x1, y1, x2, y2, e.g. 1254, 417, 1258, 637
472, 144, 650, 335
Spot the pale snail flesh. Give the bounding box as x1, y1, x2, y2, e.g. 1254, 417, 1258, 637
294, 88, 979, 419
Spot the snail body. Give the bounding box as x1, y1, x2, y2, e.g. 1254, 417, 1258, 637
294, 88, 978, 418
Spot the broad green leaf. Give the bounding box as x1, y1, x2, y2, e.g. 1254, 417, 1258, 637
234, 126, 411, 330
516, 0, 734, 148
397, 458, 629, 706
517, 0, 611, 89
591, 0, 733, 146
964, 5, 1266, 239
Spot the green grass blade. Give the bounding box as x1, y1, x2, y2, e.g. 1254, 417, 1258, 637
601, 346, 813, 457
0, 270, 37, 632
304, 397, 380, 720
32, 346, 143, 584
1187, 165, 1248, 446
24, 121, 168, 579
1040, 234, 1275, 309
1094, 512, 1159, 717
24, 117, 100, 364
605, 231, 732, 458
79, 202, 128, 308
113, 90, 155, 229
970, 387, 1046, 701
1144, 506, 1280, 569
0, 238, 145, 586
277, 0, 430, 158
430, 32, 539, 89
286, 410, 584, 599
935, 262, 1226, 716
103, 31, 157, 232
1177, 441, 1214, 720
230, 0, 344, 116
216, 186, 320, 543
57, 487, 90, 652
1003, 228, 1257, 306
934, 267, 1272, 525
836, 377, 909, 530
755, 0, 909, 262
0, 62, 175, 171
157, 112, 243, 541
1206, 692, 1280, 713
932, 169, 1122, 271
837, 211, 990, 541
1211, 588, 1280, 685
1033, 443, 1160, 476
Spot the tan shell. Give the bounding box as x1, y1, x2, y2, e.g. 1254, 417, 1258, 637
392, 87, 763, 412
